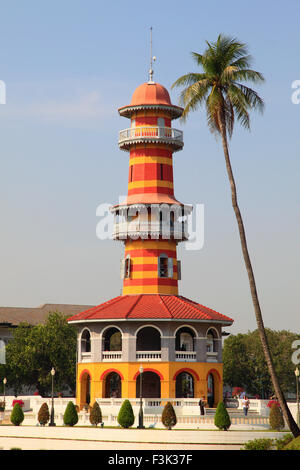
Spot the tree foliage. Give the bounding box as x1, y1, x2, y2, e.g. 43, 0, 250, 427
161, 402, 177, 430
117, 400, 135, 428
63, 401, 78, 426
4, 311, 77, 396
223, 329, 300, 397
214, 401, 231, 431
10, 403, 24, 426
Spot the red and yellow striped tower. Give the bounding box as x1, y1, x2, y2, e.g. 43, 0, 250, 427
68, 74, 234, 410
112, 80, 190, 295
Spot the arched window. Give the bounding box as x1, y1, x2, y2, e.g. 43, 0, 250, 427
136, 371, 161, 398
175, 327, 195, 352
136, 326, 161, 351
206, 329, 217, 353
105, 372, 122, 398
81, 329, 91, 353
103, 327, 122, 351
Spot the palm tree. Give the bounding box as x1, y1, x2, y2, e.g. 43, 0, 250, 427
172, 34, 300, 437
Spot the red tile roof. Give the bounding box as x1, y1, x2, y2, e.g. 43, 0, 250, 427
67, 294, 233, 324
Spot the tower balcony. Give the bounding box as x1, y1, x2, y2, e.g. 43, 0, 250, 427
112, 220, 188, 241
118, 126, 183, 152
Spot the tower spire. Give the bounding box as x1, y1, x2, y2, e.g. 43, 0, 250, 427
148, 26, 155, 84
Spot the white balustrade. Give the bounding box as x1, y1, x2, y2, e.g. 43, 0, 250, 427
175, 351, 196, 361
136, 351, 161, 361
118, 126, 183, 150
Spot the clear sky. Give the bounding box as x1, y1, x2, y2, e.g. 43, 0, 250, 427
0, 0, 299, 335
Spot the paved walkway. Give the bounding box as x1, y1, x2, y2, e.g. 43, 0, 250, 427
0, 425, 287, 451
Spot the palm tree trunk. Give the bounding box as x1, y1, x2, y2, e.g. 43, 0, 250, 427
218, 110, 300, 437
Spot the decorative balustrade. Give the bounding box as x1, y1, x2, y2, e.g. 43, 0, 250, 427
136, 351, 161, 361
118, 126, 183, 151
102, 351, 122, 361
113, 221, 188, 240
175, 351, 196, 361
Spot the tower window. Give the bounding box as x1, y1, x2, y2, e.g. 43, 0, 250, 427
124, 256, 131, 278
160, 163, 163, 180
158, 254, 173, 278
130, 165, 133, 182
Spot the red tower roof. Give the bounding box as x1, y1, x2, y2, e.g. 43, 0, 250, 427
130, 82, 172, 106
67, 294, 233, 324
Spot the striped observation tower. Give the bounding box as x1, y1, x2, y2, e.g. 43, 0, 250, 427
68, 38, 233, 410
112, 69, 192, 296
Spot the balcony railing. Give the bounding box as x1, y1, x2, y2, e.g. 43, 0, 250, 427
102, 351, 122, 361
118, 126, 183, 151
136, 351, 161, 361
113, 221, 188, 240
175, 351, 196, 361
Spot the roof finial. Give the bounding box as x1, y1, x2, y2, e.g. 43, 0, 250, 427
148, 26, 156, 84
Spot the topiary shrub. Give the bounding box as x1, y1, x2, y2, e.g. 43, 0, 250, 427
38, 402, 50, 426
117, 400, 135, 428
10, 403, 24, 426
89, 401, 102, 426
214, 401, 231, 431
269, 403, 284, 430
161, 401, 177, 430
242, 438, 274, 450
63, 401, 78, 427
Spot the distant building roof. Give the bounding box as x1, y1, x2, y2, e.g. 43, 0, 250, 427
0, 303, 94, 327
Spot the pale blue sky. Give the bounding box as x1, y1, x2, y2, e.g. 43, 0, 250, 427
0, 0, 299, 334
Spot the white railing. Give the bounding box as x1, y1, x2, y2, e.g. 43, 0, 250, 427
136, 351, 161, 361
113, 221, 187, 240
118, 126, 183, 148
102, 351, 122, 361
175, 351, 196, 361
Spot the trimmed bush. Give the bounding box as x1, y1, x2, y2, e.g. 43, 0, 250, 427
161, 402, 177, 430
242, 438, 274, 450
89, 401, 102, 426
117, 400, 135, 428
63, 401, 78, 427
38, 402, 50, 426
214, 401, 231, 431
10, 403, 24, 426
269, 403, 284, 430
284, 435, 300, 450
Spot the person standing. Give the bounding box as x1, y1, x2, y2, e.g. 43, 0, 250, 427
199, 396, 206, 416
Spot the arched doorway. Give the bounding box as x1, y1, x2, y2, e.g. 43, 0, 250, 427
207, 373, 215, 407
136, 371, 161, 398
175, 372, 194, 398
80, 371, 91, 406
104, 372, 122, 398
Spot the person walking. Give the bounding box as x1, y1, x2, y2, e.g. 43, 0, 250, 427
242, 396, 250, 417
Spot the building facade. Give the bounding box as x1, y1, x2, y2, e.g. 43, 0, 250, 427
68, 79, 233, 408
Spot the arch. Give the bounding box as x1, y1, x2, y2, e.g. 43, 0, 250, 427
175, 326, 196, 351
104, 371, 122, 398
102, 326, 122, 351
205, 326, 220, 338
173, 368, 200, 382
133, 368, 164, 381
81, 328, 91, 353
79, 369, 92, 381
206, 368, 221, 381
175, 371, 194, 398
136, 370, 161, 398
79, 369, 91, 406
136, 326, 161, 351
134, 323, 163, 338
100, 368, 124, 381
174, 324, 198, 338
